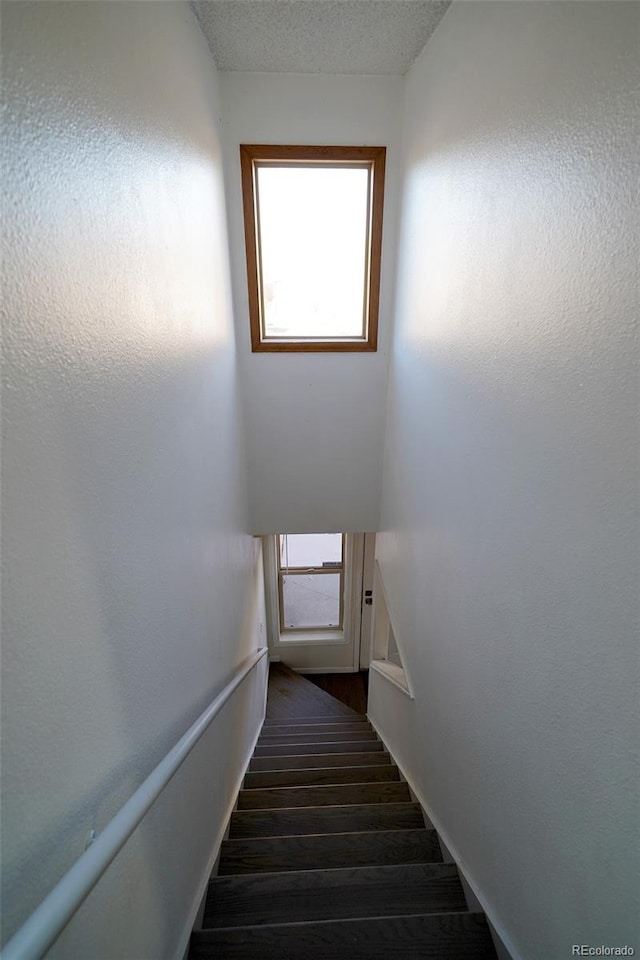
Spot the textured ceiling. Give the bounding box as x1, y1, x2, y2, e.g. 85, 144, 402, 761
194, 1, 452, 75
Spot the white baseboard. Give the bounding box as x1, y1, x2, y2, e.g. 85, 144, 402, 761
366, 714, 521, 960
173, 702, 267, 960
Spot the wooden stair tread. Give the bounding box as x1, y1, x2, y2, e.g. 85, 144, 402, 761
237, 780, 410, 809
204, 862, 466, 927
254, 739, 384, 757
189, 675, 498, 960
229, 801, 424, 838
218, 828, 442, 874
190, 911, 497, 959
249, 750, 391, 771
258, 729, 377, 744
261, 721, 371, 736
263, 715, 369, 727
244, 764, 400, 790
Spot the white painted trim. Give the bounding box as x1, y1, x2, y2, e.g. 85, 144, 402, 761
359, 532, 376, 669
277, 632, 349, 646
173, 671, 268, 960
366, 714, 521, 960
262, 535, 281, 652
369, 658, 414, 699
348, 533, 365, 671
370, 562, 414, 698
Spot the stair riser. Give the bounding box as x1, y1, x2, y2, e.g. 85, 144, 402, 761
244, 765, 400, 790
190, 665, 497, 960
230, 802, 424, 839
258, 730, 377, 745
249, 751, 391, 772
237, 781, 410, 809
263, 716, 369, 727
190, 912, 496, 960
218, 829, 443, 876
210, 860, 458, 893
261, 722, 371, 737
254, 741, 384, 757
205, 872, 466, 927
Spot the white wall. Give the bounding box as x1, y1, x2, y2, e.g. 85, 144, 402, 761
1, 3, 266, 957
372, 2, 639, 958
219, 72, 403, 534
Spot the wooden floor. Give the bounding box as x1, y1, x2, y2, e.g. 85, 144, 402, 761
265, 663, 360, 720
302, 671, 368, 715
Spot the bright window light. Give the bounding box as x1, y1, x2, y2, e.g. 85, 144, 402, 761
257, 166, 370, 339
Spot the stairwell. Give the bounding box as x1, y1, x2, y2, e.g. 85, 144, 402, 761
189, 665, 498, 959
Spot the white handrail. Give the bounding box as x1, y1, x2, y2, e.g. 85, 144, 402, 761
1, 646, 269, 960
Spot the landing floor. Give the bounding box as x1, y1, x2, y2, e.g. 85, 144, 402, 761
266, 662, 362, 720
303, 672, 368, 715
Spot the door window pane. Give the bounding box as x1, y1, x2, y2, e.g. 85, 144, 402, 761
282, 573, 341, 629
279, 534, 342, 569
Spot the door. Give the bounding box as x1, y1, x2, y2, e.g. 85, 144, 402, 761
263, 533, 366, 672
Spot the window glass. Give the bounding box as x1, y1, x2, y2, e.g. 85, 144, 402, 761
282, 573, 341, 629
257, 165, 370, 339
279, 533, 343, 569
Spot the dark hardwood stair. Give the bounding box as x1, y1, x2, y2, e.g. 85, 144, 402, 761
217, 827, 443, 875
189, 664, 498, 959
191, 913, 497, 959
261, 720, 372, 736
243, 763, 400, 789
230, 800, 424, 838
203, 862, 467, 927
258, 728, 378, 744
253, 739, 385, 757
262, 714, 371, 732
237, 779, 410, 809
249, 749, 391, 771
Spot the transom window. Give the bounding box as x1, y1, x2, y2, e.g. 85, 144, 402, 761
277, 534, 344, 632
240, 145, 386, 352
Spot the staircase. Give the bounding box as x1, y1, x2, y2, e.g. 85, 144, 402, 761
189, 665, 498, 959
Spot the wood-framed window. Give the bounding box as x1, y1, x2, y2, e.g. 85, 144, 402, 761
277, 534, 345, 633
239, 144, 386, 353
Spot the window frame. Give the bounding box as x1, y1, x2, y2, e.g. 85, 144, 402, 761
239, 144, 386, 353
277, 534, 345, 634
